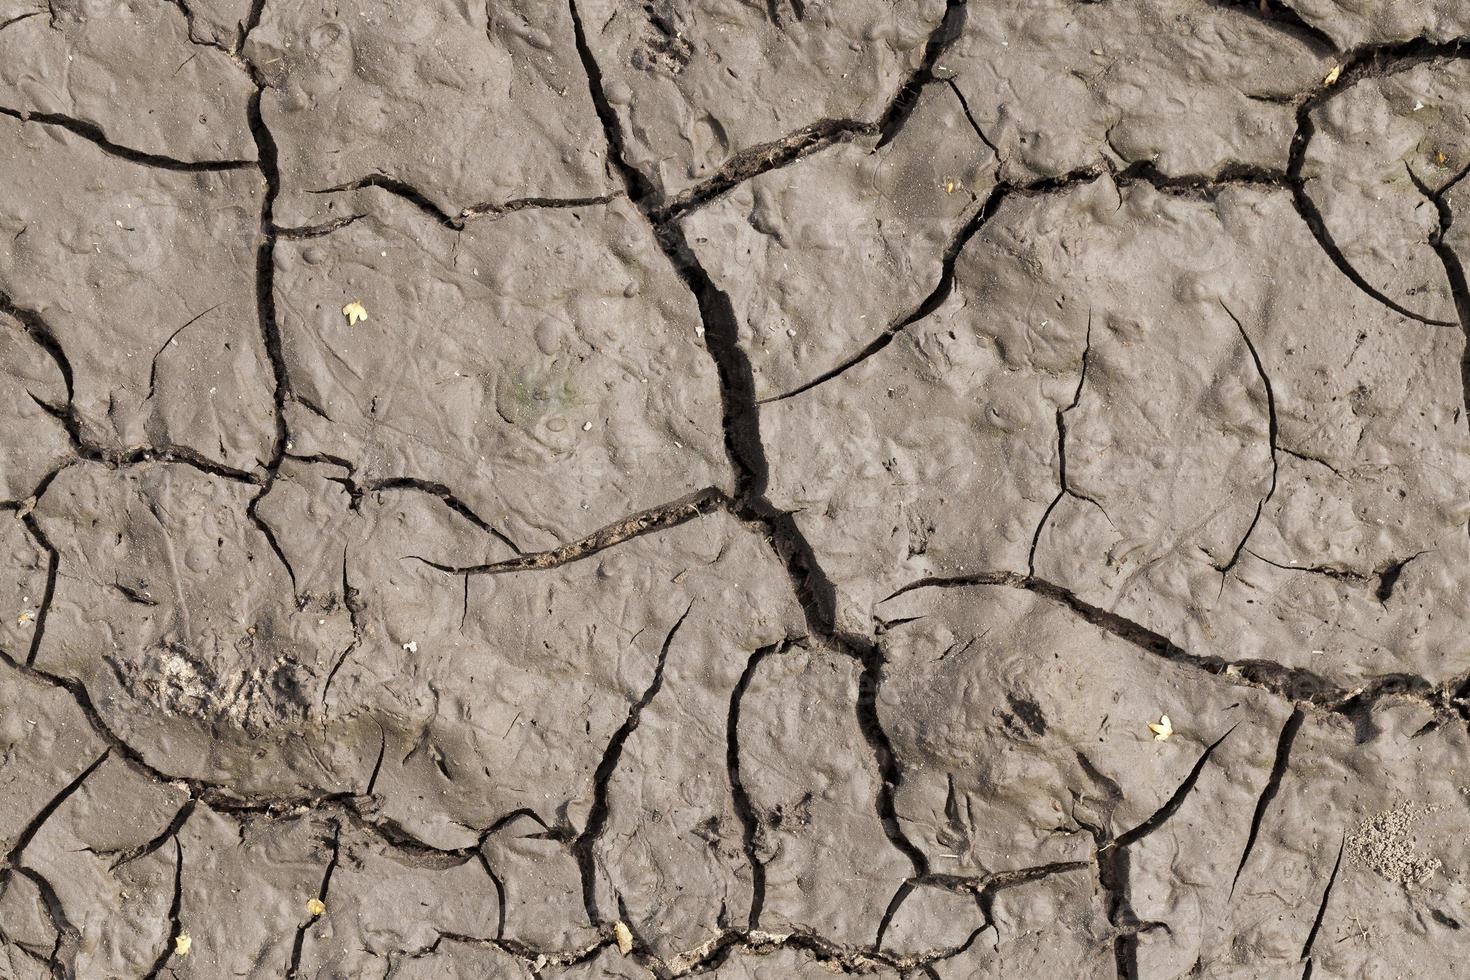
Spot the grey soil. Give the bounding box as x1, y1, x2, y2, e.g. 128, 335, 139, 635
3, 0, 1470, 978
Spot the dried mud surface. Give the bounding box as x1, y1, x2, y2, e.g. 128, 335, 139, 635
2, 1, 1470, 978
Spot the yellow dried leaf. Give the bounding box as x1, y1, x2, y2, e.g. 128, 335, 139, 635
1323, 65, 1341, 86
614, 920, 634, 956
1148, 714, 1173, 741
307, 897, 326, 917
175, 934, 192, 957
342, 300, 368, 326
944, 179, 956, 194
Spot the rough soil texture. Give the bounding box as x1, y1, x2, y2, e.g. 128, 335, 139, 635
2, 1, 1470, 978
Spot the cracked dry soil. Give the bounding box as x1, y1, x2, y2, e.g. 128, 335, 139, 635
3, 0, 1470, 978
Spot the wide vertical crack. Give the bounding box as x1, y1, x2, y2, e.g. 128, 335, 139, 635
1231, 707, 1303, 896
726, 640, 789, 931
564, 0, 1116, 883
18, 512, 59, 669
285, 820, 342, 979
572, 602, 692, 927
1405, 164, 1470, 443
141, 838, 185, 980
10, 866, 79, 977
1298, 835, 1345, 977
240, 2, 298, 589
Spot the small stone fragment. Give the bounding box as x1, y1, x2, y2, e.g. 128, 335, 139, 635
402, 640, 418, 653
614, 920, 634, 955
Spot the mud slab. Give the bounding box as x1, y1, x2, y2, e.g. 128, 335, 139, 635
3, 1, 1470, 978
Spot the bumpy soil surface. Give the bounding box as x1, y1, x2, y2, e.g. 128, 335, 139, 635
3, 1, 1470, 978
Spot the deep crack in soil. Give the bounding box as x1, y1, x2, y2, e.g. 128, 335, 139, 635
2, 2, 1470, 978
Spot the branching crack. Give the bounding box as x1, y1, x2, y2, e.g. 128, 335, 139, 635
1029, 311, 1098, 576
873, 0, 969, 149
764, 162, 1287, 404
567, 0, 970, 880
1284, 38, 1470, 329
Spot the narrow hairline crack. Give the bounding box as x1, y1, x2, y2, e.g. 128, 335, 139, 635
1215, 301, 1281, 578
761, 163, 1292, 405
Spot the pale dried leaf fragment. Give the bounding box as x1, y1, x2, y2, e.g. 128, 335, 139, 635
342, 300, 368, 326
175, 934, 192, 957
1148, 714, 1173, 741
1323, 64, 1342, 86
614, 920, 634, 956
307, 897, 326, 917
